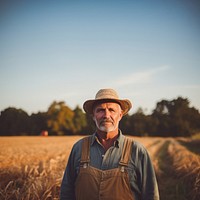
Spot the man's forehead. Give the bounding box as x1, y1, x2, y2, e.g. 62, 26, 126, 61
93, 101, 121, 109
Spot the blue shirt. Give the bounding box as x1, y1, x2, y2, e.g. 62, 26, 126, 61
60, 131, 160, 200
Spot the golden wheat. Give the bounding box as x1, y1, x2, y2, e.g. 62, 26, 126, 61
167, 139, 200, 200
0, 136, 199, 200
0, 136, 82, 200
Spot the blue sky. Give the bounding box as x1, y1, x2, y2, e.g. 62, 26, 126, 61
0, 0, 200, 115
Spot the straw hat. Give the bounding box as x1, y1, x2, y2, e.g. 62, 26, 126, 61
83, 89, 132, 115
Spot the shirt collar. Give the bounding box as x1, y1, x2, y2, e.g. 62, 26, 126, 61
117, 129, 125, 148
91, 129, 125, 148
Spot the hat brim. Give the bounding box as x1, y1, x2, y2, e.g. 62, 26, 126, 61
83, 98, 132, 116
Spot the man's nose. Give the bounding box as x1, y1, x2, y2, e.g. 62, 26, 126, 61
103, 109, 110, 118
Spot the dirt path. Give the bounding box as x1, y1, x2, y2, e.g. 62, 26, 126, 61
152, 139, 200, 200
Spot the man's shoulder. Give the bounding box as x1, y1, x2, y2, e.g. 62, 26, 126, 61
73, 135, 93, 148
124, 136, 147, 152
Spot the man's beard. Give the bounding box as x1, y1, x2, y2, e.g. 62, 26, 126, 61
94, 119, 118, 132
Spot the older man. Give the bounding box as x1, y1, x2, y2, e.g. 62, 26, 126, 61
60, 88, 159, 200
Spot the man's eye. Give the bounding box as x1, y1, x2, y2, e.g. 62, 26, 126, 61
96, 108, 104, 112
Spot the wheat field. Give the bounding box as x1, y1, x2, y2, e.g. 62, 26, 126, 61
0, 136, 199, 200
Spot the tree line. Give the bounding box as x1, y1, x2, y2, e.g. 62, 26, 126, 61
0, 97, 200, 137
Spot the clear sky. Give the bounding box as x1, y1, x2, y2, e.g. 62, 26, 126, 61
0, 0, 200, 115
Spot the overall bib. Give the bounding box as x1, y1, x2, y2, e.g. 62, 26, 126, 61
75, 136, 134, 200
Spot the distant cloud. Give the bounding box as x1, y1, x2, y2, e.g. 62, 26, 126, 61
110, 65, 170, 87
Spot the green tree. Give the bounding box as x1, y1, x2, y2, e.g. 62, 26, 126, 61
127, 108, 148, 136
152, 100, 171, 136
30, 112, 48, 135
152, 97, 200, 137
73, 106, 87, 134
119, 114, 131, 135
169, 97, 200, 136
0, 107, 31, 136
47, 101, 75, 135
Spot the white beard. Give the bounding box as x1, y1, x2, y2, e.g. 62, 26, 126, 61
94, 119, 118, 133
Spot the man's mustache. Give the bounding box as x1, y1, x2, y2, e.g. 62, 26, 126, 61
100, 119, 113, 125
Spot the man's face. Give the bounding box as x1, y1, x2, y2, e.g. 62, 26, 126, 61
92, 102, 123, 133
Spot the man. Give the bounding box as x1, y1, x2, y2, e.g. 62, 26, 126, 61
60, 88, 159, 200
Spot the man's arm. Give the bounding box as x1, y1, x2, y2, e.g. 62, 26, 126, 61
140, 148, 160, 200
60, 147, 78, 200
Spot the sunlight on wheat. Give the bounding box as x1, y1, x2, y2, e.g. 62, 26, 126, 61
0, 136, 199, 200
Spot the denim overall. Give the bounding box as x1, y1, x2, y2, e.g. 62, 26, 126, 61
75, 136, 134, 200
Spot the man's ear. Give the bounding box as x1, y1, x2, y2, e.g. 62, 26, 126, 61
92, 114, 95, 121
120, 113, 123, 121
119, 110, 123, 120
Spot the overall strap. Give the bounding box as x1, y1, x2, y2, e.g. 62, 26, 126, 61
119, 137, 133, 168
80, 136, 91, 167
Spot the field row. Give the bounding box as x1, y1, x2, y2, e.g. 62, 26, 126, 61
145, 138, 200, 200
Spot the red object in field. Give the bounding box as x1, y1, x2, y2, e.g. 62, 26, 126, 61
41, 130, 48, 136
